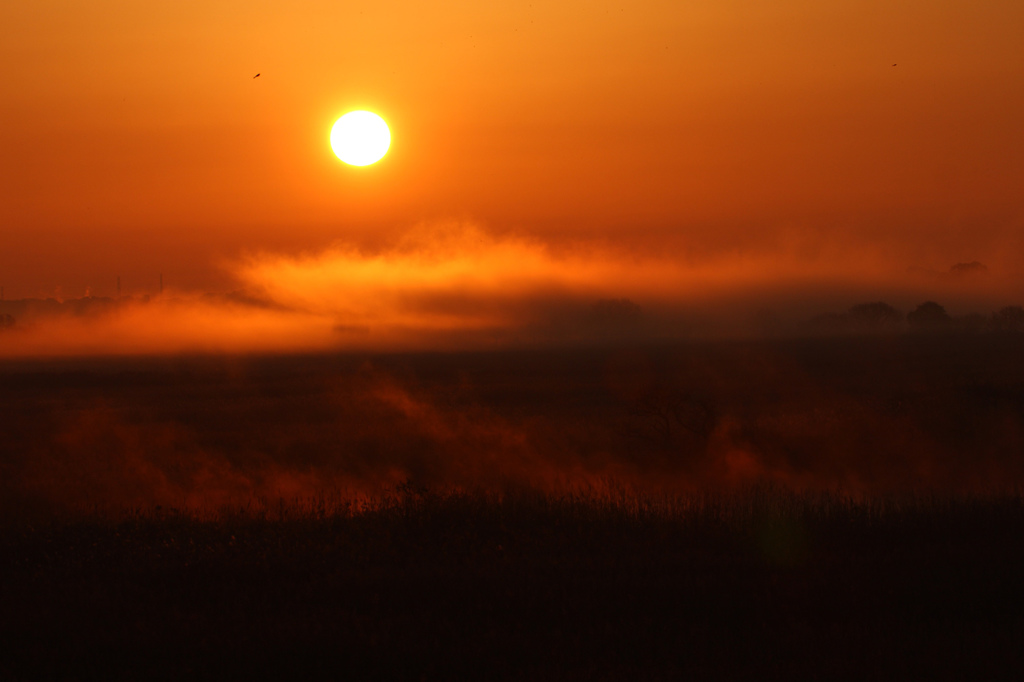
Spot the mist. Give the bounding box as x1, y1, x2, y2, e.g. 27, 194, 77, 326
4, 340, 1023, 517
2, 222, 1023, 357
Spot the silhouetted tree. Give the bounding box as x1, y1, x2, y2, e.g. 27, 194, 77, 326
582, 298, 644, 342
809, 302, 902, 334
906, 301, 952, 331
990, 305, 1024, 334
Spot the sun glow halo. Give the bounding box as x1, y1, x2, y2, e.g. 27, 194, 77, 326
330, 111, 391, 166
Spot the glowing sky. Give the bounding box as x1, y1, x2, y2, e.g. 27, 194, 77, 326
2, 0, 1023, 304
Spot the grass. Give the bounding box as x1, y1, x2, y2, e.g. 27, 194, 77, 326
3, 486, 1024, 680
3, 339, 1024, 678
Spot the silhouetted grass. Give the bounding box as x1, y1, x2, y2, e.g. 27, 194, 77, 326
2, 486, 1023, 680
3, 340, 1024, 678
5, 336, 1024, 517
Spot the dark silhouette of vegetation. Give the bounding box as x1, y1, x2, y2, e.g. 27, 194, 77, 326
585, 298, 644, 340
906, 301, 952, 331
2, 488, 1023, 680
810, 301, 902, 334
991, 305, 1024, 334
5, 340, 1024, 519
810, 300, 1024, 337
2, 343, 1024, 677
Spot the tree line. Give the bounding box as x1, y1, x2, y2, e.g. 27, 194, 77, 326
811, 301, 1024, 334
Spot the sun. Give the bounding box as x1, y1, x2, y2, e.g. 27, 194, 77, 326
330, 111, 391, 166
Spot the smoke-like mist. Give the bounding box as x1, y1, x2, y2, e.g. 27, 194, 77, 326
2, 222, 1022, 356
4, 341, 1024, 517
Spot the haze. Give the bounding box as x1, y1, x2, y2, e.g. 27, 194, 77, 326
2, 0, 1023, 344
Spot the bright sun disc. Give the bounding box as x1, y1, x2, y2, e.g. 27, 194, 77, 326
330, 111, 391, 166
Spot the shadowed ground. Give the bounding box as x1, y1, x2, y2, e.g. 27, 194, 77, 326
2, 336, 1024, 510
2, 337, 1024, 678
2, 489, 1023, 680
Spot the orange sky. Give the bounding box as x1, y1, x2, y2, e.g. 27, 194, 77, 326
2, 0, 1023, 300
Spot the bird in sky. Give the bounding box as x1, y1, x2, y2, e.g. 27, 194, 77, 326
253, 73, 260, 78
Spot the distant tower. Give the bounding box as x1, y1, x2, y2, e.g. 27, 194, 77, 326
117, 276, 121, 298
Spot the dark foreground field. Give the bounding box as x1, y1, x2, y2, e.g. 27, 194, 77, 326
2, 336, 1024, 678
2, 489, 1024, 680
3, 335, 1024, 512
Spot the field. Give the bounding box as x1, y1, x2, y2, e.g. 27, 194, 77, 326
3, 489, 1024, 680
2, 336, 1024, 678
